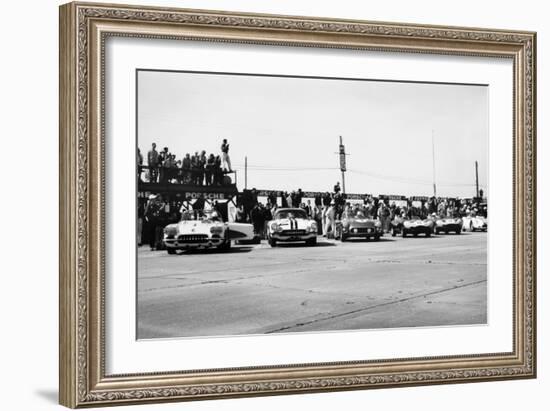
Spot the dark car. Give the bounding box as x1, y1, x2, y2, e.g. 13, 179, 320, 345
401, 216, 434, 237
434, 216, 463, 234
334, 208, 383, 241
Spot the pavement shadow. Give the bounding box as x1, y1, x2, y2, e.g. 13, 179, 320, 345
275, 241, 336, 248
342, 237, 396, 243
176, 247, 254, 255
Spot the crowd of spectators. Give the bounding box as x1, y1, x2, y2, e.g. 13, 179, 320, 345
138, 139, 233, 186
234, 183, 487, 239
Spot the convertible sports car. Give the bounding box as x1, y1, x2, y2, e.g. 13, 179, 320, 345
462, 215, 488, 232
334, 208, 383, 241
401, 216, 434, 237
434, 216, 463, 234
162, 210, 254, 254
267, 208, 318, 247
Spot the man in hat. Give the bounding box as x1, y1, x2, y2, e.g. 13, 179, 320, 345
144, 194, 163, 250
147, 143, 159, 183
221, 138, 232, 172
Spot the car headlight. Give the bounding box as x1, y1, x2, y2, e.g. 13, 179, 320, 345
210, 226, 223, 234
404, 222, 411, 228
309, 222, 317, 232
164, 226, 177, 236
375, 221, 382, 227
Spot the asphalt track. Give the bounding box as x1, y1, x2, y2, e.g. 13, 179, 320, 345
137, 231, 487, 339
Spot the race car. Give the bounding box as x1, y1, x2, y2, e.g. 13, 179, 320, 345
401, 216, 434, 237
390, 216, 405, 237
267, 208, 318, 247
462, 215, 488, 232
334, 208, 383, 241
162, 210, 254, 254
434, 216, 463, 234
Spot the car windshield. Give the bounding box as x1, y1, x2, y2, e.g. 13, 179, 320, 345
275, 209, 307, 220
347, 209, 367, 218
180, 210, 221, 222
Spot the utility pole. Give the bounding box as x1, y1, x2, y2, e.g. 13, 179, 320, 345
432, 129, 437, 197
244, 156, 248, 190
475, 160, 479, 198
338, 136, 347, 193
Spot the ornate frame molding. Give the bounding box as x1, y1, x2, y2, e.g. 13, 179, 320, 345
59, 2, 536, 408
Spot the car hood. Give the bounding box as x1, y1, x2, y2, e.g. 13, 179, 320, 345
344, 218, 376, 227
176, 220, 224, 235
274, 218, 311, 229
404, 219, 432, 226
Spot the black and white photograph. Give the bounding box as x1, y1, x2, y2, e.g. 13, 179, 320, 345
136, 69, 488, 339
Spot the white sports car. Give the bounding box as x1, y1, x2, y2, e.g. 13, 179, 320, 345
267, 208, 318, 247
462, 215, 488, 232
163, 210, 254, 254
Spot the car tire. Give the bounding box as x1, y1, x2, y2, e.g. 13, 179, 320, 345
218, 239, 231, 251
426, 231, 431, 237
402, 230, 407, 238
456, 229, 461, 235
306, 237, 317, 246
374, 234, 381, 241
167, 248, 176, 255
268, 237, 277, 247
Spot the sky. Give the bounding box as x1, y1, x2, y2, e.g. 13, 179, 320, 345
137, 70, 488, 198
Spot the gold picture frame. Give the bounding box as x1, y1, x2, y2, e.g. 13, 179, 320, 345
59, 2, 536, 408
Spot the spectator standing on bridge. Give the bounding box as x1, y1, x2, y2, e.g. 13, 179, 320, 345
191, 151, 200, 185
214, 155, 223, 185
158, 147, 169, 183
205, 153, 215, 186
137, 148, 143, 182
181, 153, 192, 184
333, 182, 341, 194
197, 150, 207, 186
221, 139, 232, 172
147, 143, 159, 183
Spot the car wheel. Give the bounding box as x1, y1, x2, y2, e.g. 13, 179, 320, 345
374, 234, 381, 241
340, 234, 347, 242
391, 229, 396, 237
402, 230, 407, 238
456, 229, 461, 235
306, 237, 317, 246
218, 239, 231, 251
167, 248, 176, 255
268, 237, 277, 247
426, 231, 431, 237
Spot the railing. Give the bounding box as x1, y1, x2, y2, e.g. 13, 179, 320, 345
138, 165, 236, 187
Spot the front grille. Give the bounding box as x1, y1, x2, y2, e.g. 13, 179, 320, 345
280, 230, 306, 236
353, 227, 373, 234
177, 234, 209, 243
